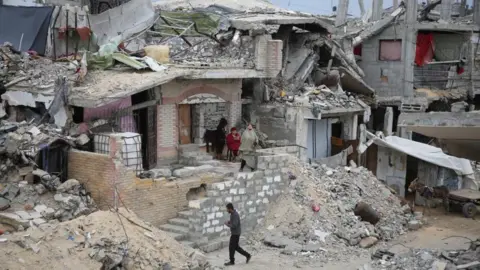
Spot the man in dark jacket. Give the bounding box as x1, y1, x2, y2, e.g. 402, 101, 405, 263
224, 203, 251, 266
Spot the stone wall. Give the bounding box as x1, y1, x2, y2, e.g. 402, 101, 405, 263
187, 153, 291, 241
256, 146, 300, 160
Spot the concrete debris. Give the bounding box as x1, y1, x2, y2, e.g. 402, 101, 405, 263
0, 208, 209, 269
252, 159, 420, 263
269, 84, 366, 116
0, 120, 91, 183
0, 178, 96, 230
369, 243, 480, 270
163, 36, 255, 68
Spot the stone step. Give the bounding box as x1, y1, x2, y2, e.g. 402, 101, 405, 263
163, 231, 187, 241
197, 160, 222, 166
178, 210, 192, 219
180, 240, 195, 248
168, 218, 190, 227
159, 224, 189, 235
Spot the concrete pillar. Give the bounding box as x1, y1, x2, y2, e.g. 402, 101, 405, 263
358, 0, 365, 16
335, 0, 349, 27
228, 101, 242, 130
440, 0, 453, 20
383, 107, 393, 136
196, 106, 205, 144
372, 0, 383, 21
393, 0, 399, 8
402, 0, 417, 97
474, 0, 480, 25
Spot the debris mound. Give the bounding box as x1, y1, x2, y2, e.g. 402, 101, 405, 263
0, 208, 209, 270
255, 159, 415, 262
367, 243, 480, 270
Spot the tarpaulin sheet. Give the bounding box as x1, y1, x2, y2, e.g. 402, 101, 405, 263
371, 135, 473, 176
0, 6, 53, 55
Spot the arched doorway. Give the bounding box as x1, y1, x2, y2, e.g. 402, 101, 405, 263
178, 93, 227, 145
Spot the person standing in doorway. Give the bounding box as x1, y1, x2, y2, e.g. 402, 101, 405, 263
239, 123, 258, 172
224, 203, 251, 266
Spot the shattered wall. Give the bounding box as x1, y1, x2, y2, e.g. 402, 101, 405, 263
376, 147, 407, 197
358, 24, 406, 98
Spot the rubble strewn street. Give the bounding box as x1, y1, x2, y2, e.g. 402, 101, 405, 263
2, 0, 480, 269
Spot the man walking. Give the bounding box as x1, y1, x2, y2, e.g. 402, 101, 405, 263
224, 203, 251, 266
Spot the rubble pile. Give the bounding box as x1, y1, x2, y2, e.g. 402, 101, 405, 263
254, 159, 419, 263
0, 120, 90, 183
163, 36, 255, 68
269, 84, 366, 117
0, 178, 97, 229
0, 208, 210, 270
0, 43, 72, 89
366, 239, 480, 270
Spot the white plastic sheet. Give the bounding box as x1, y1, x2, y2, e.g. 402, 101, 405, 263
372, 135, 473, 176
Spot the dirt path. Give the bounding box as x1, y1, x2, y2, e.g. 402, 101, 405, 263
207, 208, 480, 269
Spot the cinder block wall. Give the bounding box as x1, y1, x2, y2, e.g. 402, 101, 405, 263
188, 153, 291, 240
69, 150, 221, 227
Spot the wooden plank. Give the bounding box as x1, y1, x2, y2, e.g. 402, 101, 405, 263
449, 189, 480, 200
178, 104, 191, 145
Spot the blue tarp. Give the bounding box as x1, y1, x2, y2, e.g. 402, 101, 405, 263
0, 6, 53, 55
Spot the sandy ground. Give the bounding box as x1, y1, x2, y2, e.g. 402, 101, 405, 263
207, 207, 480, 269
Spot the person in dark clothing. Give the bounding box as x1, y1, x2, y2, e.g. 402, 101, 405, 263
224, 203, 251, 266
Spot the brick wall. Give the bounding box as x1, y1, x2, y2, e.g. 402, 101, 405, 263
188, 153, 291, 240
68, 150, 117, 209
157, 104, 178, 164
69, 149, 224, 226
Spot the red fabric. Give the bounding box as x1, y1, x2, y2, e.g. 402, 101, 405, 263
226, 133, 241, 151
457, 66, 465, 75
353, 44, 362, 56
415, 33, 435, 66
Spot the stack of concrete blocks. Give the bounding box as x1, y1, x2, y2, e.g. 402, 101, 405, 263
256, 146, 300, 159
187, 153, 291, 249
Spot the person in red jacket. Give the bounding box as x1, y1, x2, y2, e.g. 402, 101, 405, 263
226, 127, 241, 160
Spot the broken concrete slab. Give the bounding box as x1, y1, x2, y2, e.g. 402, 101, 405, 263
1, 91, 36, 107
0, 197, 10, 211
75, 134, 90, 145
408, 220, 421, 231
0, 212, 30, 229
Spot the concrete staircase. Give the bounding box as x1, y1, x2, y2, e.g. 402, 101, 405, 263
178, 144, 219, 166
159, 210, 195, 248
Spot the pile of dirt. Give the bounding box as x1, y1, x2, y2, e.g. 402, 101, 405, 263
0, 208, 209, 270
251, 159, 418, 263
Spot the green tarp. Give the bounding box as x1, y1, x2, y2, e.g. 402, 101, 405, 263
154, 11, 223, 36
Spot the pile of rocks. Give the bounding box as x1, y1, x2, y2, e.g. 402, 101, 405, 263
0, 120, 91, 183
0, 208, 211, 270
366, 239, 480, 270
162, 35, 255, 68
303, 85, 365, 111
0, 178, 97, 231
256, 160, 419, 262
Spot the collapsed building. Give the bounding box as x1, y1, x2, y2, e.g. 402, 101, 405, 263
0, 0, 479, 268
